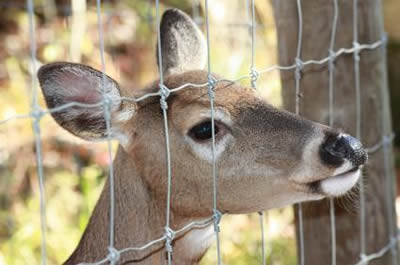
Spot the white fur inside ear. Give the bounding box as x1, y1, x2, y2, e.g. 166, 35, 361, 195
44, 65, 121, 103
39, 63, 135, 141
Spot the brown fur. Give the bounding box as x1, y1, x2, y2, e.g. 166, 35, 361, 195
37, 9, 364, 265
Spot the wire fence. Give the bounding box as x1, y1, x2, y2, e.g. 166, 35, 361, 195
0, 0, 397, 264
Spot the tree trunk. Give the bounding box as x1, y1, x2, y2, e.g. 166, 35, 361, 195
271, 0, 398, 264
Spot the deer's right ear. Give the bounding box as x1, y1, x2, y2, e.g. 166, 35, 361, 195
38, 62, 134, 141
157, 8, 207, 76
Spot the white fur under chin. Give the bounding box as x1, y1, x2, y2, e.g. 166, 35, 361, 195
320, 169, 361, 197
176, 225, 214, 263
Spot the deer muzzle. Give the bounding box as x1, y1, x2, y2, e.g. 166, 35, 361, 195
320, 133, 367, 168
317, 133, 367, 197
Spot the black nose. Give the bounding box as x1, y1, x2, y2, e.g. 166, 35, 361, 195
320, 133, 367, 168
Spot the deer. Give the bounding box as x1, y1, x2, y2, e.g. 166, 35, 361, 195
37, 8, 367, 265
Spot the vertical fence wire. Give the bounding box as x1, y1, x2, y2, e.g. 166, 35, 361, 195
294, 0, 303, 116
259, 212, 267, 265
294, 1, 305, 265
328, 0, 339, 264
249, 0, 258, 89
247, 1, 266, 264
383, 124, 398, 265
380, 30, 398, 265
27, 1, 47, 265
9, 1, 398, 264
204, 1, 222, 265
95, 4, 119, 264
352, 0, 367, 262
155, 1, 175, 264
377, 3, 398, 261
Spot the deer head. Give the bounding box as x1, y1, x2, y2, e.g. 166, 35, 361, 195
38, 8, 367, 265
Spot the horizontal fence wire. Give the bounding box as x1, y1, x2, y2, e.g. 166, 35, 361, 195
4, 1, 397, 265
0, 37, 386, 126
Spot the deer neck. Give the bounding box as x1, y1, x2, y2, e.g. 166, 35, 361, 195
64, 146, 214, 265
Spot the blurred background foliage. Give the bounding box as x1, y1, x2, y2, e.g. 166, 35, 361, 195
0, 0, 399, 265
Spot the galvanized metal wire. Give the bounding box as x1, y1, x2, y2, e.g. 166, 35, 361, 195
294, 1, 305, 265
204, 1, 223, 265
246, 1, 266, 264
328, 0, 339, 264
9, 1, 398, 265
26, 1, 47, 265
154, 1, 175, 264
95, 2, 117, 262
352, 2, 368, 262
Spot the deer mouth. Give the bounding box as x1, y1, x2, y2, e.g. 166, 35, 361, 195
310, 167, 361, 197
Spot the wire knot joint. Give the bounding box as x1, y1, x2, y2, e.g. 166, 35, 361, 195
159, 83, 170, 98
164, 226, 175, 253
353, 41, 361, 61
103, 94, 113, 107
102, 95, 114, 120
328, 50, 336, 71
294, 58, 303, 80
213, 209, 222, 232
31, 109, 44, 120
159, 84, 170, 110
208, 74, 216, 89
382, 33, 388, 46
160, 98, 168, 110
107, 247, 120, 263
383, 134, 393, 147
390, 236, 397, 247
250, 68, 259, 88
207, 75, 217, 100
359, 253, 367, 262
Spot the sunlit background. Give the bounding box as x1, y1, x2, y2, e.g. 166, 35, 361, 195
0, 1, 399, 265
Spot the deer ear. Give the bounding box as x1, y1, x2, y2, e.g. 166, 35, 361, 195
157, 8, 207, 76
38, 62, 134, 141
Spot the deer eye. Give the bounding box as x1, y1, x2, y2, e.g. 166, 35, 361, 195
189, 120, 220, 141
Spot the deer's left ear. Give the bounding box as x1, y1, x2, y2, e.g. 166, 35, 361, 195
38, 62, 135, 141
157, 8, 207, 76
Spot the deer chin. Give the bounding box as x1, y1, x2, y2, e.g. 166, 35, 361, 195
318, 168, 361, 197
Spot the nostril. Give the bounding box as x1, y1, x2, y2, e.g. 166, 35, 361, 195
341, 134, 368, 167
320, 133, 368, 168
326, 137, 348, 158
320, 134, 347, 167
